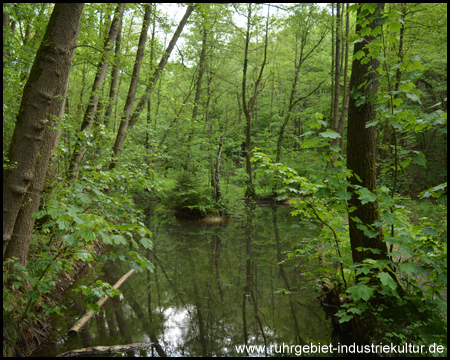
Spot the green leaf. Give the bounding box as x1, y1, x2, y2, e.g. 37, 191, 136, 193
422, 227, 439, 236
98, 231, 112, 245
336, 190, 352, 201
12, 281, 23, 289
357, 188, 377, 204
301, 138, 321, 148
319, 131, 341, 139
351, 37, 364, 45
56, 218, 71, 231
77, 230, 96, 242
382, 210, 396, 226
406, 92, 421, 103
360, 27, 371, 37
48, 207, 64, 219
365, 120, 379, 128
315, 187, 331, 198
111, 235, 127, 246
75, 192, 91, 204
355, 96, 366, 107
33, 210, 47, 219
354, 50, 366, 60
28, 291, 39, 301
139, 238, 153, 250
377, 272, 397, 291
338, 313, 353, 323
363, 228, 380, 238
68, 203, 83, 217
389, 21, 402, 32
61, 235, 78, 247
391, 121, 404, 131
351, 86, 361, 99
412, 155, 426, 165
76, 250, 93, 262
398, 262, 418, 275
346, 284, 373, 301
392, 98, 403, 107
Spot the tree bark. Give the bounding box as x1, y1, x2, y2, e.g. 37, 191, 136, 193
109, 4, 152, 169
3, 3, 84, 258
243, 4, 269, 198
68, 269, 135, 337
109, 4, 194, 170
67, 3, 125, 181
346, 3, 387, 265
104, 27, 122, 130
215, 135, 224, 202
57, 342, 155, 357
275, 4, 327, 162
332, 3, 341, 136
338, 3, 350, 156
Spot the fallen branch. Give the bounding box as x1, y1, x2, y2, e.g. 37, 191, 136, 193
56, 342, 155, 357
67, 269, 135, 337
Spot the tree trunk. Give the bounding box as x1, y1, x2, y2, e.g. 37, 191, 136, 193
215, 135, 224, 203
332, 3, 341, 135
68, 269, 135, 337
109, 4, 152, 169
338, 3, 350, 156
346, 3, 388, 265
330, 3, 335, 122
104, 27, 122, 130
110, 4, 194, 170
146, 6, 157, 150
187, 24, 208, 169
67, 3, 125, 181
243, 4, 269, 198
3, 3, 84, 258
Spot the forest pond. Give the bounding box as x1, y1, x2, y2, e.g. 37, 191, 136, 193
33, 204, 334, 357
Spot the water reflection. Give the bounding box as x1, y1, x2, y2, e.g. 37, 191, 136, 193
33, 205, 333, 357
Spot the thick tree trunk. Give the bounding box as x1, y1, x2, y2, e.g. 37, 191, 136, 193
3, 3, 84, 258
346, 3, 387, 265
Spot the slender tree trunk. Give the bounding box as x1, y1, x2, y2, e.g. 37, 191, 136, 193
109, 5, 194, 170
330, 3, 335, 122
347, 3, 387, 265
146, 5, 157, 150
3, 3, 84, 258
104, 28, 122, 130
275, 5, 327, 162
339, 3, 350, 156
332, 3, 341, 135
67, 3, 125, 181
187, 24, 208, 170
243, 4, 269, 198
109, 4, 152, 169
215, 135, 224, 203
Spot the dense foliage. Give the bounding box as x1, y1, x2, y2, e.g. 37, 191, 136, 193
3, 3, 447, 356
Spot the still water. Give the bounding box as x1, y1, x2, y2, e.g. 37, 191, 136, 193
33, 205, 333, 357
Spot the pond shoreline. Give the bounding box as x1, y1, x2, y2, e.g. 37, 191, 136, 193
13, 242, 108, 357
